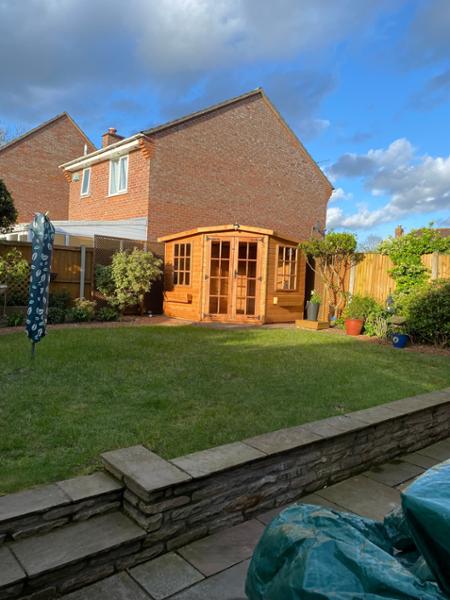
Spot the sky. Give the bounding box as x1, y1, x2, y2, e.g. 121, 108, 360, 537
0, 0, 449, 245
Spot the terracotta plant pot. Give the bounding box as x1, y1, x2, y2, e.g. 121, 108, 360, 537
345, 318, 364, 336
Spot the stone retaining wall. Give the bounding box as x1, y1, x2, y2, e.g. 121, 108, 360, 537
103, 389, 450, 550
0, 473, 123, 543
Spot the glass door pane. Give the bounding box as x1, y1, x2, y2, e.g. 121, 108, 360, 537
235, 242, 258, 317
208, 241, 231, 315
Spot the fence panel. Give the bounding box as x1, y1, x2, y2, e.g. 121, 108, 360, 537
0, 241, 93, 302
353, 253, 395, 304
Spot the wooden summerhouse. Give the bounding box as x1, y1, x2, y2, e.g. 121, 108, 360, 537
158, 225, 306, 324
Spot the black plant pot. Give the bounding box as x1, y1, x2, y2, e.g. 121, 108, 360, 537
306, 301, 320, 321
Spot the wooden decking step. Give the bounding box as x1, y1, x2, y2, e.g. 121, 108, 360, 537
3, 512, 145, 597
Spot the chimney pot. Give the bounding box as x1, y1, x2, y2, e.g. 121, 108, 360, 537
395, 225, 404, 238
102, 127, 124, 148
108, 127, 117, 135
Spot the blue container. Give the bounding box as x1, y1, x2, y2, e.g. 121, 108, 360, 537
392, 333, 410, 348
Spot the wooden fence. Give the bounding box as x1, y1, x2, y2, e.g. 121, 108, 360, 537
0, 241, 94, 302
315, 252, 450, 319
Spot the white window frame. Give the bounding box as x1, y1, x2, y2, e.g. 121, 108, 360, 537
109, 155, 128, 196
80, 167, 91, 197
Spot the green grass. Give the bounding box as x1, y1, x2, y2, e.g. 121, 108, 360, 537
1, 326, 449, 494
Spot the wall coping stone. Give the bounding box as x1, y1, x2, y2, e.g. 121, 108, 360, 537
10, 512, 144, 578
0, 484, 71, 523
101, 445, 191, 501
244, 426, 321, 455
56, 472, 123, 503
0, 546, 26, 588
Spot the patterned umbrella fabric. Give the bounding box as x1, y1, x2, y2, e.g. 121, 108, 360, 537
26, 213, 55, 355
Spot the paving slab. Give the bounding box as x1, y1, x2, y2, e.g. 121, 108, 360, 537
415, 438, 450, 462
363, 459, 424, 487
0, 546, 26, 588
401, 451, 440, 469
170, 559, 249, 600
102, 445, 190, 500
11, 512, 144, 577
301, 414, 367, 438
130, 552, 203, 599
63, 572, 150, 599
348, 404, 401, 425
244, 426, 320, 455
316, 475, 400, 521
0, 483, 70, 522
257, 494, 344, 525
171, 442, 264, 478
57, 472, 123, 502
178, 519, 264, 577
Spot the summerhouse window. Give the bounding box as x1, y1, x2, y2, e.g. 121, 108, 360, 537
173, 243, 191, 285
80, 168, 91, 196
109, 155, 128, 195
276, 245, 298, 291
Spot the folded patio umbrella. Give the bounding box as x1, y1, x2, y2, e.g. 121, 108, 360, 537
26, 212, 55, 355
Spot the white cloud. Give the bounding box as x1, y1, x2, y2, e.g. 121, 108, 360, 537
328, 138, 450, 230
329, 187, 353, 202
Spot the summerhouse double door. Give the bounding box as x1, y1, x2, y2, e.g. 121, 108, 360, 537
205, 236, 262, 322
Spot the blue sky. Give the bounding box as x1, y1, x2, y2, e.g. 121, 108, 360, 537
0, 0, 449, 245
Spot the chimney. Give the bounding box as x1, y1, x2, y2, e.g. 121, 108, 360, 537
395, 225, 404, 238
102, 127, 124, 148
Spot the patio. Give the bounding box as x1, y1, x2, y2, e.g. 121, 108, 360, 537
63, 436, 450, 599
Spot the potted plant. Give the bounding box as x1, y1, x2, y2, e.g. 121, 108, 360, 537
343, 295, 377, 336
390, 316, 410, 348
306, 289, 321, 321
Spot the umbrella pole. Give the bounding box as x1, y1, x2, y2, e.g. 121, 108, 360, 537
31, 341, 36, 359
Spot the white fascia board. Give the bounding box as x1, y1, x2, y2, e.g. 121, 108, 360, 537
60, 134, 144, 171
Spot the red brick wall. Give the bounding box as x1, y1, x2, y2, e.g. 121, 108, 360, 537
0, 115, 94, 222
148, 95, 332, 241
68, 148, 150, 221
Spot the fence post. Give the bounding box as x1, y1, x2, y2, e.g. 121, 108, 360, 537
79, 246, 86, 298
348, 263, 356, 296
431, 252, 439, 280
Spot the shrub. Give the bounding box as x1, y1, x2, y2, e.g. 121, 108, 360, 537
6, 312, 24, 327
405, 279, 450, 347
96, 249, 162, 314
96, 306, 119, 322
0, 248, 29, 285
47, 306, 65, 324
364, 307, 391, 339
309, 289, 321, 304
49, 289, 72, 310
0, 178, 18, 234
65, 298, 96, 322
343, 295, 380, 321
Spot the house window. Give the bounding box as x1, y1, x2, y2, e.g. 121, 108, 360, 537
276, 245, 298, 291
109, 155, 128, 195
173, 243, 191, 286
80, 168, 91, 196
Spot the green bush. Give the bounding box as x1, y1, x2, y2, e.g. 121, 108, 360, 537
343, 295, 380, 320
406, 279, 450, 347
96, 250, 162, 314
364, 307, 391, 339
96, 306, 119, 322
65, 298, 96, 322
49, 289, 72, 310
6, 289, 28, 306
47, 306, 66, 324
6, 312, 24, 327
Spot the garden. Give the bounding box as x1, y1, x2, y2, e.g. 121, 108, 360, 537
1, 325, 450, 495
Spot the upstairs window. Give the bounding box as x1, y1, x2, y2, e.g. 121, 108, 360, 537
173, 243, 191, 286
80, 168, 91, 196
109, 155, 128, 195
276, 245, 298, 291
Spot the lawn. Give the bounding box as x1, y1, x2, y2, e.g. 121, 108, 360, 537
1, 325, 450, 495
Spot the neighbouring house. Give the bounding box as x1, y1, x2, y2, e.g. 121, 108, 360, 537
159, 224, 306, 324
61, 89, 332, 246
0, 113, 95, 226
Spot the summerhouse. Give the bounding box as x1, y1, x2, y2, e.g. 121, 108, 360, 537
158, 224, 306, 324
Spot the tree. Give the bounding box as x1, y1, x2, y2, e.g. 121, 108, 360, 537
0, 179, 18, 234
299, 232, 362, 318
96, 248, 162, 314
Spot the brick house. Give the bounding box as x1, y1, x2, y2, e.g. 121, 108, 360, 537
0, 113, 94, 223
62, 89, 332, 245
